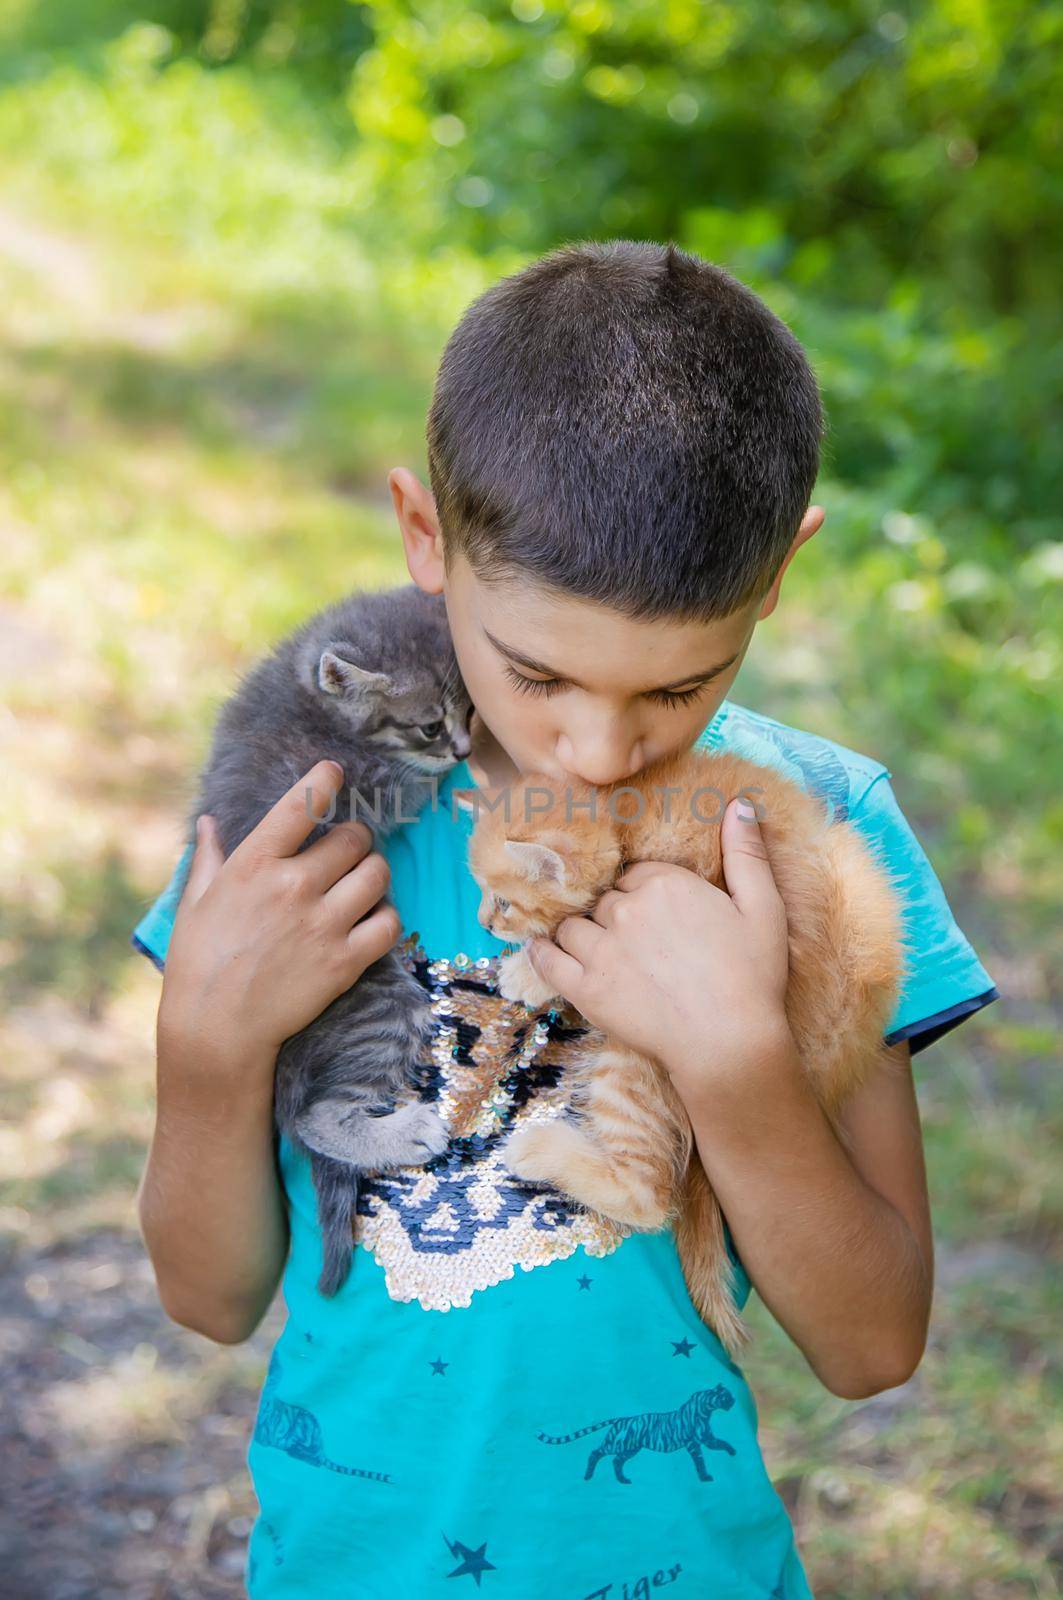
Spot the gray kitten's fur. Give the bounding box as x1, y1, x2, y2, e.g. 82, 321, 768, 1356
189, 583, 472, 1296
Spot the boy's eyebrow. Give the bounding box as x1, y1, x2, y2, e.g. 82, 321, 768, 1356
482, 627, 741, 694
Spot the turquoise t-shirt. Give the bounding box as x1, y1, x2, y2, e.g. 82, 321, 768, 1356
130, 699, 997, 1600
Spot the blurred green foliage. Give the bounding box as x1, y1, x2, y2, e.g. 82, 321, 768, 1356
1, 0, 1058, 930
5, 0, 1061, 310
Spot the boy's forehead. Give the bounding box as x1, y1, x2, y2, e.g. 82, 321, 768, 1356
447, 553, 758, 690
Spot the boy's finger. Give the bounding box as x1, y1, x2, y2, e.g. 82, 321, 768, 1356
323, 846, 392, 927
614, 860, 671, 891
553, 914, 604, 963
347, 900, 403, 969
589, 887, 625, 926
180, 814, 225, 912
719, 795, 783, 917
526, 937, 584, 1001
305, 818, 375, 893
235, 759, 346, 863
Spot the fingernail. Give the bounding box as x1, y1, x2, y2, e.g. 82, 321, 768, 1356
735, 797, 757, 821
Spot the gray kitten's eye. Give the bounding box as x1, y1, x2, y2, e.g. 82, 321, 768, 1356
420, 719, 445, 740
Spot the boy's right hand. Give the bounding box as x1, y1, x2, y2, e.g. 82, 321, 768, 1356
156, 760, 400, 1079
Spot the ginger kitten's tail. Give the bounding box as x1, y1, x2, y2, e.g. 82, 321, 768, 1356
814, 822, 907, 1109
674, 1156, 751, 1358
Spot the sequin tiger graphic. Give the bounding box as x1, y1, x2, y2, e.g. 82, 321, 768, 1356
537, 1385, 737, 1483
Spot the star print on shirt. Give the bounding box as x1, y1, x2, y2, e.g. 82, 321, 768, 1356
671, 1337, 695, 1357
576, 1274, 592, 1290
443, 1534, 497, 1586
430, 1357, 449, 1376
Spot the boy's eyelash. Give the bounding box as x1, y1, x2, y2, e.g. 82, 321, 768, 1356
503, 664, 566, 698
644, 683, 708, 708
503, 663, 708, 708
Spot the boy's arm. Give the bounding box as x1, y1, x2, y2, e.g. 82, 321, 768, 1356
134, 760, 401, 1344
136, 1035, 287, 1344
682, 1032, 932, 1399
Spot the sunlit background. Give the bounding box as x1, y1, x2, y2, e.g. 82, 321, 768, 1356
1, 2, 1059, 1595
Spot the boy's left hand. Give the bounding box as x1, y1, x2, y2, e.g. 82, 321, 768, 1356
525, 796, 795, 1111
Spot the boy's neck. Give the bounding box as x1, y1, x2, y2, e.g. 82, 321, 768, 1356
465, 712, 520, 792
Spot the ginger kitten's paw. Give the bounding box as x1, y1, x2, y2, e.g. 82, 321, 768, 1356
500, 1120, 673, 1232
497, 948, 557, 1009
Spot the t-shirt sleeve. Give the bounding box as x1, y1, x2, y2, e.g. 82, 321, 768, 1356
847, 770, 999, 1055
129, 839, 196, 973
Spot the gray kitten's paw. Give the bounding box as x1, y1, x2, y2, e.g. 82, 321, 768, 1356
370, 1101, 450, 1168
295, 1098, 449, 1170
497, 948, 557, 1009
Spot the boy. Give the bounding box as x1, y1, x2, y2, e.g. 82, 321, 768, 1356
132, 240, 998, 1598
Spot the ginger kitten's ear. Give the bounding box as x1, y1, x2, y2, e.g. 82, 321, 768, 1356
504, 839, 567, 885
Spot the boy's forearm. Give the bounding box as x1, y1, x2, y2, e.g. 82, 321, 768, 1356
685, 1035, 931, 1400
137, 1036, 289, 1344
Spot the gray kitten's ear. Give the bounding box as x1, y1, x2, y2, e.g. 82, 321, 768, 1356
318, 649, 393, 703
504, 839, 566, 884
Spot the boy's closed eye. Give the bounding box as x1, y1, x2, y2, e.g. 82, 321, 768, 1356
502, 661, 717, 709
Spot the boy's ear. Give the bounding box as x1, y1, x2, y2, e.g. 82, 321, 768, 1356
758, 505, 823, 620
390, 467, 445, 595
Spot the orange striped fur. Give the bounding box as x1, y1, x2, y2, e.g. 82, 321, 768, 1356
466, 748, 905, 1355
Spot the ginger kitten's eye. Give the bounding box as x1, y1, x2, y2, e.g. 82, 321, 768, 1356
494, 897, 510, 913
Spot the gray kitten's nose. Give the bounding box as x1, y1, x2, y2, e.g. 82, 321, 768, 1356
453, 727, 472, 759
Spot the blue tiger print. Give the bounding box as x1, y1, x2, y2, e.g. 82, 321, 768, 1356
538, 1386, 737, 1484
253, 1351, 393, 1483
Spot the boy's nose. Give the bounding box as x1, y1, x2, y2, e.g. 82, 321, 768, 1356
558, 750, 644, 787
555, 729, 644, 787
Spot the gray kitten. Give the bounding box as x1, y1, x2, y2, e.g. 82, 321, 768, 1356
189, 583, 472, 1296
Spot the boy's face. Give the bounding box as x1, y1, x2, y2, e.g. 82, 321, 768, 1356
390, 469, 820, 786
439, 551, 758, 785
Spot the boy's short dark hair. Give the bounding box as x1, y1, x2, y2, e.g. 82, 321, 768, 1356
426, 238, 825, 623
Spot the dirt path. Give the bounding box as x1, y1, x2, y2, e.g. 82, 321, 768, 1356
1, 1228, 285, 1599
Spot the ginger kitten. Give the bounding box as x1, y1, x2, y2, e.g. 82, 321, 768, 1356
465, 747, 905, 1355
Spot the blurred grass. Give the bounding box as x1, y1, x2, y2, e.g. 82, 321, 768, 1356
0, 19, 1059, 1597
